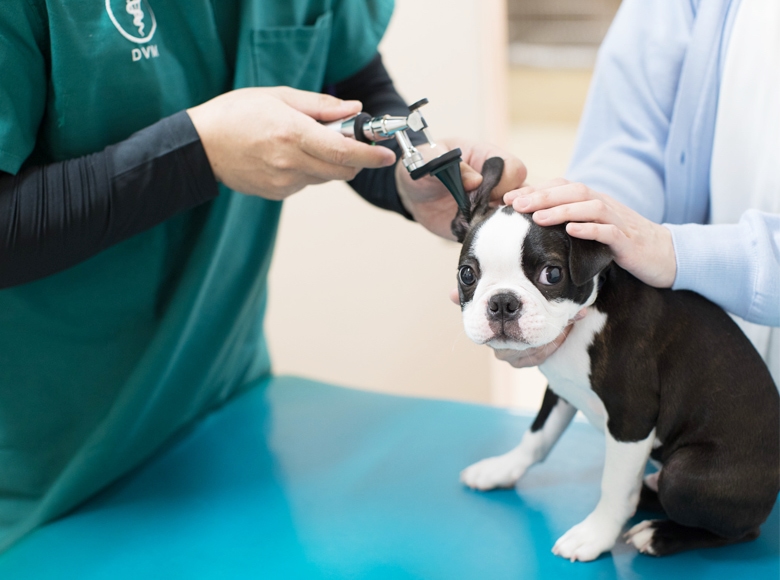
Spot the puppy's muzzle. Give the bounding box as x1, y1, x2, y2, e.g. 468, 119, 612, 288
488, 292, 522, 322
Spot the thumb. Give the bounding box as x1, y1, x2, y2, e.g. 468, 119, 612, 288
449, 288, 460, 305
460, 162, 483, 193
273, 87, 362, 122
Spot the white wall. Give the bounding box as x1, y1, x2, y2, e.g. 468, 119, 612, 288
264, 0, 508, 403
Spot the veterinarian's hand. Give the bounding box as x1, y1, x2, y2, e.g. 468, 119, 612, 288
397, 139, 527, 239
188, 87, 396, 200
505, 180, 677, 288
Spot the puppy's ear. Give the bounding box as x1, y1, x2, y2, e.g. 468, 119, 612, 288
451, 214, 470, 243
451, 157, 505, 243
568, 234, 613, 286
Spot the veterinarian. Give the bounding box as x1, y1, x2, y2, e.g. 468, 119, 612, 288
0, 0, 525, 551
502, 0, 780, 384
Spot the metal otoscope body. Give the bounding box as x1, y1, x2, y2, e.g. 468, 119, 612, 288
324, 98, 436, 173
323, 98, 470, 214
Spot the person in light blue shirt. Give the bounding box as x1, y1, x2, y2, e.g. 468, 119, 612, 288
503, 0, 779, 382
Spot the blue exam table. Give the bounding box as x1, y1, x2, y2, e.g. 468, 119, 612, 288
0, 376, 776, 579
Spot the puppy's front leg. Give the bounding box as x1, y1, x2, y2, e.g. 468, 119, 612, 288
552, 428, 656, 562
461, 388, 576, 490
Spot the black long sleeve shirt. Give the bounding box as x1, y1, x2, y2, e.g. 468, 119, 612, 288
0, 53, 414, 288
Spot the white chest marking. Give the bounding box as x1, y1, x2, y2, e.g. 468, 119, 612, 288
539, 309, 608, 431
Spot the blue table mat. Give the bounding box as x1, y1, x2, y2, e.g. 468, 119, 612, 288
1, 376, 777, 579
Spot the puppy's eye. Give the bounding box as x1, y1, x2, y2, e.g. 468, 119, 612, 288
539, 266, 563, 285
459, 265, 476, 286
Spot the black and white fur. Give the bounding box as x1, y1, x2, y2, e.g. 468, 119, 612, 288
455, 158, 779, 561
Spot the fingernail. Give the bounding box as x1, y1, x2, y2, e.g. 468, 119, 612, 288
534, 209, 549, 221
377, 149, 396, 165
515, 197, 530, 210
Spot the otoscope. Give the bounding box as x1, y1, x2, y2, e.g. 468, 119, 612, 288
324, 99, 470, 214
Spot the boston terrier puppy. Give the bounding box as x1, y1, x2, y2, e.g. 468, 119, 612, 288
455, 158, 779, 561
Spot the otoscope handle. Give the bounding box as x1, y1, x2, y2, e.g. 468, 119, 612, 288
323, 112, 373, 143
323, 112, 426, 143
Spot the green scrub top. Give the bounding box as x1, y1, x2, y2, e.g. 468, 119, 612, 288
0, 0, 393, 552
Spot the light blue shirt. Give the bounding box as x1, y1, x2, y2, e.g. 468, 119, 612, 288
567, 0, 779, 326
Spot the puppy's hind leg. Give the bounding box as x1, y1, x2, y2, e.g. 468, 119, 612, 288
461, 387, 576, 490
625, 519, 759, 557
627, 445, 775, 556
636, 481, 665, 514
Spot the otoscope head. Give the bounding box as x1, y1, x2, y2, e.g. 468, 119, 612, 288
327, 96, 470, 214
409, 148, 470, 215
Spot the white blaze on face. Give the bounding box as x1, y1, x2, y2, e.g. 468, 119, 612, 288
461, 210, 587, 349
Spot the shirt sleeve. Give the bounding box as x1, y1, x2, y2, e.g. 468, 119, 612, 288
0, 112, 219, 288
667, 212, 780, 326
565, 0, 694, 222
0, 0, 48, 174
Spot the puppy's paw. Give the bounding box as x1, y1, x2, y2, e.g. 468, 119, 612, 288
460, 454, 527, 491
552, 513, 622, 562
624, 520, 658, 556
623, 518, 760, 557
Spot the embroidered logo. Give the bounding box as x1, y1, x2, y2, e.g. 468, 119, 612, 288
105, 0, 157, 44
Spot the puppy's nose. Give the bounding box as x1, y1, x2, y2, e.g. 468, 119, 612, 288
488, 293, 521, 321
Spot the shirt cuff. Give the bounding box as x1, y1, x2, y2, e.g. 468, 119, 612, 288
665, 221, 757, 320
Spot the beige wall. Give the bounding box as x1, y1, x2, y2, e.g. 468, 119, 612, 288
508, 67, 592, 124
264, 1, 509, 403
